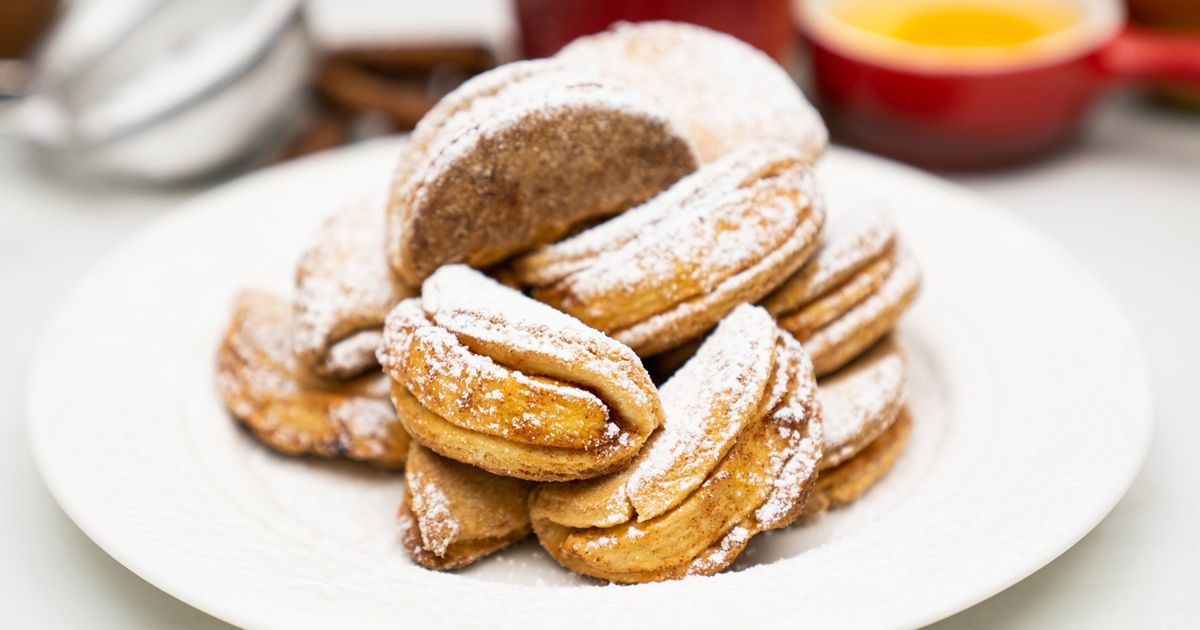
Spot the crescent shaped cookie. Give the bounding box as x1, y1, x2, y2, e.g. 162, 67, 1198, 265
510, 142, 825, 357
293, 194, 414, 380
808, 409, 913, 515
529, 305, 823, 583
216, 290, 411, 468
802, 338, 912, 518
385, 59, 698, 285
818, 337, 908, 469
398, 442, 532, 570
377, 265, 665, 481
763, 206, 921, 376
556, 21, 828, 163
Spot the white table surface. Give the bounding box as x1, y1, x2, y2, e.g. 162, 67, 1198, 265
2, 94, 1197, 628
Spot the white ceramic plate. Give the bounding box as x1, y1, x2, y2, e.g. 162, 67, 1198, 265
29, 139, 1152, 629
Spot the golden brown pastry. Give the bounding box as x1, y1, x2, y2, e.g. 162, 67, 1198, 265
802, 338, 911, 517
763, 206, 921, 376
555, 21, 828, 163
293, 193, 414, 380
817, 337, 908, 469
529, 305, 823, 583
398, 442, 532, 570
809, 410, 913, 514
377, 265, 664, 481
385, 59, 698, 285
510, 142, 825, 357
216, 291, 410, 468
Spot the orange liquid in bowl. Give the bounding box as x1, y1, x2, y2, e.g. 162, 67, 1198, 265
830, 1, 1086, 56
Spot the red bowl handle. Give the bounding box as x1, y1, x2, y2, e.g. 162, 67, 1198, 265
1097, 26, 1200, 84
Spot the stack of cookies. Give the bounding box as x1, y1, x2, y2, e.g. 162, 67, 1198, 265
216, 21, 921, 583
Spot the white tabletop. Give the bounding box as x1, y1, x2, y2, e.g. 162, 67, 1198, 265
2, 93, 1197, 628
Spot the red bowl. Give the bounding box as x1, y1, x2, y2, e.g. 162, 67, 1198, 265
797, 0, 1200, 169
513, 0, 795, 59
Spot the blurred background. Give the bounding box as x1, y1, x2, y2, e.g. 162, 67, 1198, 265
1, 0, 1197, 181
1, 1, 1197, 628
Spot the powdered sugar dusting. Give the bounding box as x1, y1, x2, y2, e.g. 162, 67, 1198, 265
687, 525, 751, 575
804, 249, 921, 360
330, 397, 398, 457
605, 186, 793, 315
293, 193, 411, 377
408, 469, 461, 557
423, 266, 621, 362
324, 330, 383, 377
527, 313, 826, 577
818, 343, 907, 465
514, 143, 806, 287
514, 142, 826, 356
225, 294, 302, 400
217, 291, 408, 466
626, 305, 777, 518
582, 534, 619, 551
404, 67, 684, 220
749, 334, 823, 529
608, 172, 825, 355
557, 21, 827, 163
754, 421, 821, 529
542, 145, 812, 325
418, 266, 660, 439
386, 61, 553, 273
386, 58, 696, 283
764, 205, 897, 317
379, 297, 612, 448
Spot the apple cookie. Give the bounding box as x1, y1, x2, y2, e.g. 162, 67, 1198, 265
217, 291, 410, 468
386, 60, 698, 285
377, 266, 664, 481
399, 442, 532, 570
293, 193, 414, 380
764, 206, 921, 376
511, 142, 825, 357
529, 305, 823, 582
556, 21, 828, 163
